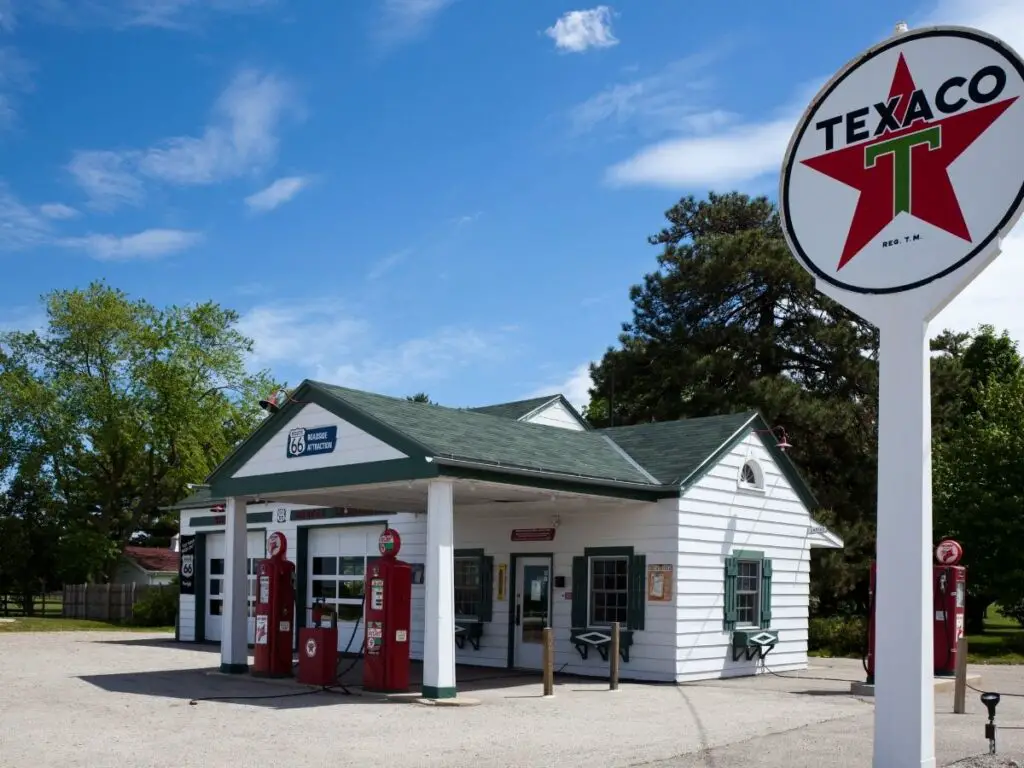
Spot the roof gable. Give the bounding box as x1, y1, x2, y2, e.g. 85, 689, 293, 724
123, 546, 179, 573
598, 412, 758, 485
469, 394, 591, 430
312, 382, 649, 485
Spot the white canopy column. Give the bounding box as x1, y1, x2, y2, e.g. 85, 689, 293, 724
422, 479, 456, 699
220, 496, 249, 673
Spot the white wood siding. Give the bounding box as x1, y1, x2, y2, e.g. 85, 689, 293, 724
522, 401, 586, 431
452, 499, 679, 682
675, 432, 817, 682
232, 403, 406, 478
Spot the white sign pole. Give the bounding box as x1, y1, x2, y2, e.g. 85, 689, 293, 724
779, 23, 1024, 768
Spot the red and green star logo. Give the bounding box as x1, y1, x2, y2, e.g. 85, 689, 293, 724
801, 54, 1018, 270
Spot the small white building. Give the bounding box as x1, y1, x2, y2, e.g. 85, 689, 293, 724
173, 381, 842, 697
113, 545, 180, 586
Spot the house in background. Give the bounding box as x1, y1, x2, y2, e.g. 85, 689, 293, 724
113, 545, 180, 586
174, 380, 844, 690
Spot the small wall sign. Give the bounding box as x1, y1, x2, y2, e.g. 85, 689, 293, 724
510, 528, 556, 542
497, 563, 507, 601
179, 535, 196, 595
647, 564, 674, 602
286, 425, 338, 458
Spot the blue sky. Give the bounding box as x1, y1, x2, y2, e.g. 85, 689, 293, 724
0, 0, 1020, 410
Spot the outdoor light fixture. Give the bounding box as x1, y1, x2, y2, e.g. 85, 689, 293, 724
754, 426, 793, 452
258, 388, 307, 414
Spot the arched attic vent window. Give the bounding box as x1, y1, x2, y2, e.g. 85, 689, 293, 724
738, 459, 765, 491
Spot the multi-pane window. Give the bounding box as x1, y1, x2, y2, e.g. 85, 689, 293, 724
454, 556, 481, 618
736, 560, 761, 626
311, 555, 366, 623
208, 557, 258, 618
589, 556, 629, 626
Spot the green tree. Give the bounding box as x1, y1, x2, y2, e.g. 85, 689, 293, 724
585, 192, 880, 615
0, 281, 274, 580
406, 392, 434, 404
932, 326, 1023, 631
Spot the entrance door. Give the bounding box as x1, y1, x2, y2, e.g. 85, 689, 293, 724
513, 557, 552, 669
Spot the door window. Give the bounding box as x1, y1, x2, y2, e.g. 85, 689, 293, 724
520, 564, 549, 644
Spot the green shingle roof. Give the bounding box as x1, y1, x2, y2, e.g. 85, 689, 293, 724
165, 486, 225, 510
311, 382, 654, 486
597, 412, 758, 485
468, 395, 557, 420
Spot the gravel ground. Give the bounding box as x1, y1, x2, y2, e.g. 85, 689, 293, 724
2, 632, 1024, 767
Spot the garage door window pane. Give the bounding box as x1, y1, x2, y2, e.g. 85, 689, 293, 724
312, 580, 337, 599
339, 557, 364, 576
209, 599, 223, 616
312, 557, 336, 576
209, 579, 222, 596
210, 558, 224, 576
339, 580, 364, 599
337, 604, 363, 622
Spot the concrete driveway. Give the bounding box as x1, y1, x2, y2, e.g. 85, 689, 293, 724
0, 631, 1022, 767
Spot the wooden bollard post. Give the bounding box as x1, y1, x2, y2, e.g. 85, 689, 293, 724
542, 627, 554, 697
954, 636, 968, 714
610, 622, 620, 691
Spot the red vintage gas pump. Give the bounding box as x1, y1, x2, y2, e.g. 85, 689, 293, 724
253, 531, 296, 678
362, 526, 412, 693
864, 538, 967, 683
934, 538, 966, 677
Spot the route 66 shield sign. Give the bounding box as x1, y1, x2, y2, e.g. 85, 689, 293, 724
287, 427, 306, 457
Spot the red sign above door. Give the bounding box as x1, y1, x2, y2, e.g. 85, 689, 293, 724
510, 528, 556, 542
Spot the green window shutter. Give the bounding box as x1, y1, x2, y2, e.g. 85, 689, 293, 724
760, 558, 773, 628
479, 555, 494, 622
571, 556, 588, 629
723, 556, 738, 631
628, 554, 646, 631
295, 527, 309, 635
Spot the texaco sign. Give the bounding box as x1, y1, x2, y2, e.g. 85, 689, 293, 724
780, 27, 1024, 294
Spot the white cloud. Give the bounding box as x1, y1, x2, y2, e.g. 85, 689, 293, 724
366, 248, 411, 281
244, 175, 309, 213
16, 0, 275, 30
920, 0, 1024, 54
376, 0, 455, 46
529, 362, 595, 412
239, 299, 513, 393
932, 229, 1024, 345
59, 228, 203, 261
606, 116, 795, 188
545, 6, 618, 53
69, 68, 297, 209
67, 149, 147, 210
569, 54, 724, 137
38, 202, 79, 219
0, 184, 52, 249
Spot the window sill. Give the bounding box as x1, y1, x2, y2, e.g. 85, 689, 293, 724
736, 482, 766, 494
569, 627, 634, 663
454, 617, 484, 651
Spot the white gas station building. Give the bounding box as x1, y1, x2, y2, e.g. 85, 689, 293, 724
173, 379, 841, 700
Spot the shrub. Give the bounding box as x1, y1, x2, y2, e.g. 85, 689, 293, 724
130, 585, 178, 627
809, 615, 868, 658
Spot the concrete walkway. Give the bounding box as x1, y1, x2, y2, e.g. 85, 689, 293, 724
1, 632, 1023, 767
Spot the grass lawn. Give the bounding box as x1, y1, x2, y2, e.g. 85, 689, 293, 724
0, 617, 174, 633
966, 605, 1024, 664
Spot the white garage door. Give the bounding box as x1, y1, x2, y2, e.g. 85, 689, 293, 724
308, 527, 380, 653
205, 531, 266, 644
